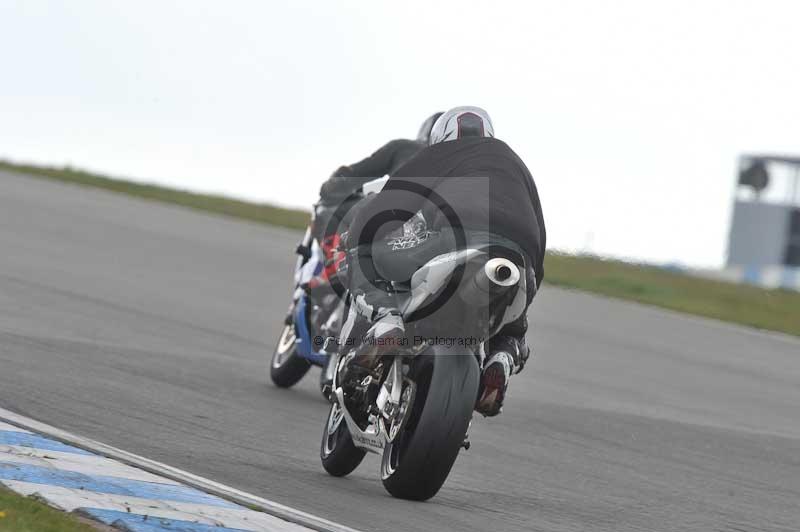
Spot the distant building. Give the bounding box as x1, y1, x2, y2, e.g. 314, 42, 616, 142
726, 155, 800, 289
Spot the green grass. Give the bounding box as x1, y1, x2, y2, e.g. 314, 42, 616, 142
0, 160, 309, 230
2, 159, 798, 336
545, 253, 800, 336
0, 487, 99, 531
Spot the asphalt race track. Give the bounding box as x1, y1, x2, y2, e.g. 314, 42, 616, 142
2, 169, 799, 532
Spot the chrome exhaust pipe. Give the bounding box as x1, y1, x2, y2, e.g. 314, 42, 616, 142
459, 257, 521, 304
484, 258, 520, 288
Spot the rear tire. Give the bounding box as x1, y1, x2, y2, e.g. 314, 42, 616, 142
270, 324, 311, 388
320, 402, 366, 477
381, 349, 480, 501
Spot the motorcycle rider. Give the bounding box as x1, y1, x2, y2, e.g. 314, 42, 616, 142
318, 112, 443, 205
339, 106, 546, 417
306, 112, 443, 296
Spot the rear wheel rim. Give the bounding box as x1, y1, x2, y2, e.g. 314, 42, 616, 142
387, 383, 415, 442
381, 361, 431, 480
272, 324, 296, 368
322, 403, 344, 457
382, 384, 416, 479
381, 441, 399, 478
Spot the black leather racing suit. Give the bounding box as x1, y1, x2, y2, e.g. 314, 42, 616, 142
319, 139, 423, 203
344, 137, 546, 361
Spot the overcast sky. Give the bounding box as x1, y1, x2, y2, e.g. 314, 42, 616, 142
2, 1, 798, 267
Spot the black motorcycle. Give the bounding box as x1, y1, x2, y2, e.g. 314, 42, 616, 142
320, 246, 528, 501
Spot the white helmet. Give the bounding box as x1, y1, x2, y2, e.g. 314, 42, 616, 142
429, 106, 494, 145
416, 112, 444, 144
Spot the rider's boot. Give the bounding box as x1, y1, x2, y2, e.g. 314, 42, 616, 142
475, 336, 528, 417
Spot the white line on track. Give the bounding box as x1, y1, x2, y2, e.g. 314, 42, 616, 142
3, 480, 313, 531
0, 445, 181, 485
0, 420, 32, 433
0, 407, 362, 532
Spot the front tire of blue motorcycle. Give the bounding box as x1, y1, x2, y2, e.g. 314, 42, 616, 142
320, 402, 366, 477
270, 324, 311, 388
381, 350, 480, 501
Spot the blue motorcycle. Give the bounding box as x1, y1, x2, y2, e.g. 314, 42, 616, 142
270, 178, 389, 395
269, 201, 352, 397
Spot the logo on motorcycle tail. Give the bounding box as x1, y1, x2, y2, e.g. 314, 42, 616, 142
348, 422, 385, 451
351, 430, 385, 450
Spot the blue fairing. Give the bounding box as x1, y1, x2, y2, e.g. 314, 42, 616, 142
294, 295, 329, 366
